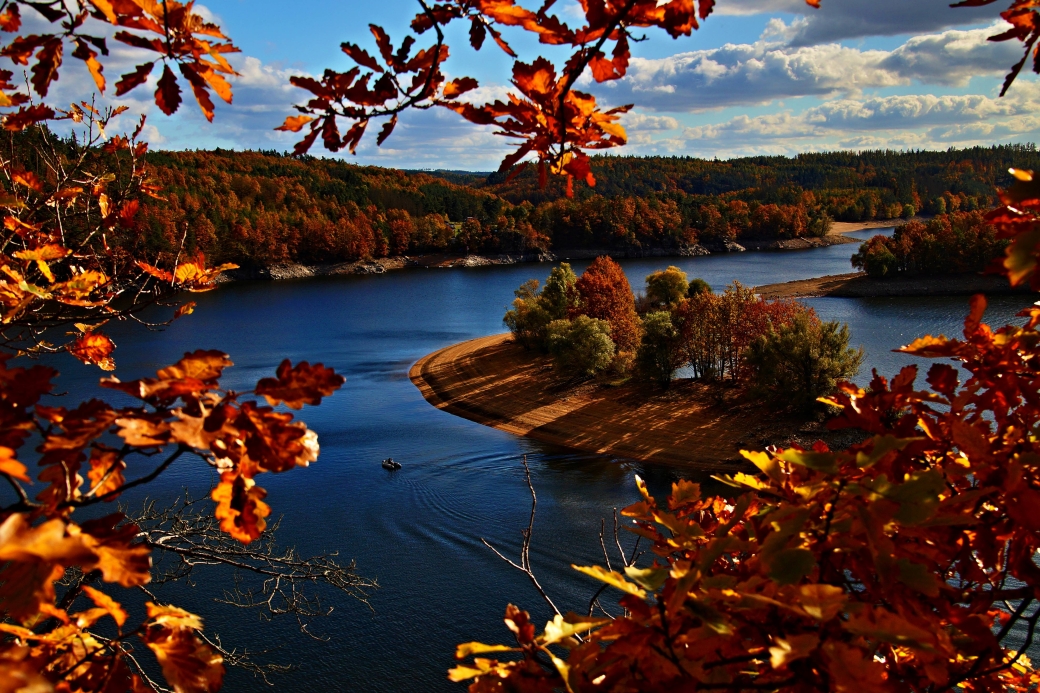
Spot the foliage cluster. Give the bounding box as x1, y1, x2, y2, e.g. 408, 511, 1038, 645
851, 211, 1007, 279
746, 313, 864, 412
507, 262, 857, 399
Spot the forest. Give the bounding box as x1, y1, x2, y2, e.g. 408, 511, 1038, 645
125, 144, 1040, 269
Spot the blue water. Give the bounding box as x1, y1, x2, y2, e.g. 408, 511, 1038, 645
19, 230, 1031, 691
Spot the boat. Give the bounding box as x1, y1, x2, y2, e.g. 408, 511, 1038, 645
381, 458, 402, 470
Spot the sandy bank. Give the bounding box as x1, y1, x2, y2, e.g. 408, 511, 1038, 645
410, 334, 858, 471
755, 272, 1029, 300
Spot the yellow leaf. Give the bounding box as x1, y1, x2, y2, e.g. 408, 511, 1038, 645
572, 564, 646, 599
741, 449, 784, 482
542, 614, 609, 645
454, 642, 515, 658
770, 633, 819, 669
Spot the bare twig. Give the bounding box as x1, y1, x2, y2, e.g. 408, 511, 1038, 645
481, 456, 562, 617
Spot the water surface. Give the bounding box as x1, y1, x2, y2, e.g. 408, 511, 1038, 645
33, 234, 1030, 691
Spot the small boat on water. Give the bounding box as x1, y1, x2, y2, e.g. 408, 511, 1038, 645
381, 458, 402, 471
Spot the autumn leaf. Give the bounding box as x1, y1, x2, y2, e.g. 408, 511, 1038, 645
68, 331, 116, 371
143, 603, 224, 693
254, 359, 345, 409
155, 64, 182, 116
211, 471, 271, 543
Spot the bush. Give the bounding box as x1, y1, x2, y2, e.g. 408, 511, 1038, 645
645, 266, 689, 308
851, 236, 898, 278
636, 311, 680, 385
746, 312, 864, 412
504, 279, 553, 349
503, 264, 579, 349
546, 316, 616, 377
687, 277, 711, 296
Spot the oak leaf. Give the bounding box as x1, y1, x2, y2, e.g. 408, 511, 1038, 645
254, 359, 345, 409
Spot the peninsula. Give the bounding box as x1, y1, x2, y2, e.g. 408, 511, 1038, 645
410, 334, 856, 471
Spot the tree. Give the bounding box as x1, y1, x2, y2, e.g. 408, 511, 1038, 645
687, 277, 712, 297
541, 263, 579, 320
644, 266, 689, 309
635, 311, 680, 386
574, 256, 642, 353
746, 312, 864, 412
545, 316, 615, 377
504, 279, 553, 349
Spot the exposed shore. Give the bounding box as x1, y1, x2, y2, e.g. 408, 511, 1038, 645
219, 226, 869, 282
409, 333, 861, 471
755, 271, 1029, 300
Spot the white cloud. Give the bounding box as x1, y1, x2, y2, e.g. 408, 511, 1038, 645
675, 81, 1040, 158
716, 0, 998, 44
593, 24, 1017, 112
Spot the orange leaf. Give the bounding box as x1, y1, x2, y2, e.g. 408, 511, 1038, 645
276, 115, 313, 132
155, 64, 181, 116
143, 603, 224, 693
68, 331, 116, 371
10, 169, 42, 192
87, 447, 126, 499
442, 77, 479, 99
0, 446, 28, 482
82, 584, 127, 627
211, 471, 271, 543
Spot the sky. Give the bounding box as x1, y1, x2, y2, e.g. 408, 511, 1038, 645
25, 0, 1040, 170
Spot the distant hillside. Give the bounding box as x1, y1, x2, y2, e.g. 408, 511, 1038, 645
113, 144, 1039, 268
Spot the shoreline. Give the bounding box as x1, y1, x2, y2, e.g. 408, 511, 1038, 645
755, 272, 1029, 300
409, 334, 861, 471
218, 224, 877, 282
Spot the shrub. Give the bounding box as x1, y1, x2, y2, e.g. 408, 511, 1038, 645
852, 236, 899, 278
546, 316, 616, 377
746, 311, 864, 412
645, 266, 689, 308
636, 311, 680, 385
503, 265, 579, 349
687, 277, 711, 296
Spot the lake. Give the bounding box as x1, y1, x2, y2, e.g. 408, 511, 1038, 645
36, 231, 1030, 691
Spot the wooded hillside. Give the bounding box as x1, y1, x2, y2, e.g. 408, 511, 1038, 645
124, 144, 1040, 268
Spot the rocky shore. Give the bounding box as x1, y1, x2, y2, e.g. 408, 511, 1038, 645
218, 233, 858, 282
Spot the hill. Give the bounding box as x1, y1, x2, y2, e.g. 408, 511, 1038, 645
120, 144, 1040, 269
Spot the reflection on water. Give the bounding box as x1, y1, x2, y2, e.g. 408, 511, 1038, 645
27, 237, 1031, 691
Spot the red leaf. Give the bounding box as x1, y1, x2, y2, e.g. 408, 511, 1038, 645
115, 62, 153, 96
442, 76, 478, 99
255, 360, 345, 409
376, 114, 397, 145
155, 64, 181, 116
341, 41, 383, 73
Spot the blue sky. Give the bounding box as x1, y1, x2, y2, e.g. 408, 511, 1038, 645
29, 0, 1040, 170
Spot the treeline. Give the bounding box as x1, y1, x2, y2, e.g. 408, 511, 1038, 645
90, 143, 1040, 268
851, 211, 1007, 278
506, 260, 862, 410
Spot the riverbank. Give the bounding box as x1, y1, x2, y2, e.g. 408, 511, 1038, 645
755, 271, 1029, 299
219, 228, 863, 282
410, 333, 861, 471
